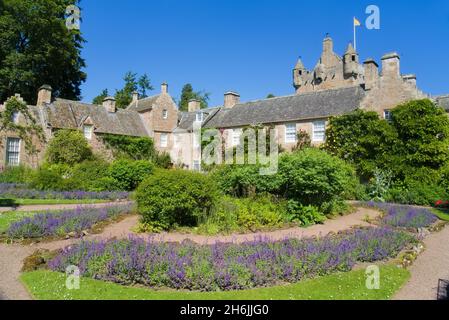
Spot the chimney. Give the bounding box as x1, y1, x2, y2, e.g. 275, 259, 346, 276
103, 97, 116, 113
188, 99, 201, 112
132, 91, 139, 104
161, 82, 168, 94
402, 74, 417, 88
224, 91, 240, 108
37, 85, 52, 106
363, 58, 379, 90
381, 52, 400, 79
321, 35, 334, 66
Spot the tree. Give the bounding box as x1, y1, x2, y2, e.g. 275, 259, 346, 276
92, 89, 109, 105
0, 0, 87, 104
266, 94, 276, 99
46, 129, 93, 165
0, 96, 46, 160
178, 83, 210, 111
137, 74, 153, 99
109, 72, 153, 108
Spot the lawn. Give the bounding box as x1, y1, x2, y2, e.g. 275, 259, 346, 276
431, 208, 449, 222
21, 265, 409, 300
0, 211, 36, 233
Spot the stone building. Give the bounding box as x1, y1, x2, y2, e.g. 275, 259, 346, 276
0, 36, 447, 170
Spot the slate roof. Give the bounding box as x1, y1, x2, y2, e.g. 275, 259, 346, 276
436, 95, 449, 112
175, 107, 221, 132
127, 95, 160, 112
44, 99, 148, 137
204, 86, 366, 128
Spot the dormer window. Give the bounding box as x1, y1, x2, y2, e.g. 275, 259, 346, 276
83, 125, 93, 140
196, 112, 204, 123
162, 109, 168, 119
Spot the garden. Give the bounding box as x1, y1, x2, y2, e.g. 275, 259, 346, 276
2, 99, 449, 300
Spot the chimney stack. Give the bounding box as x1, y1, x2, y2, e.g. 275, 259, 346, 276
381, 52, 400, 79
188, 99, 201, 112
161, 82, 168, 94
37, 85, 52, 106
132, 91, 139, 104
402, 74, 417, 88
224, 91, 240, 108
103, 97, 116, 113
363, 58, 379, 90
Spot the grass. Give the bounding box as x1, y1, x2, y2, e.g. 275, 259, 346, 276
431, 208, 449, 222
0, 211, 36, 233
21, 265, 409, 300
0, 198, 108, 206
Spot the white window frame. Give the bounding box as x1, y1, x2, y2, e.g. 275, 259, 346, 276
160, 133, 168, 148
195, 112, 204, 123
232, 129, 242, 146
162, 109, 168, 120
312, 121, 326, 142
193, 160, 201, 171
83, 125, 93, 140
284, 123, 297, 144
384, 110, 392, 122
6, 137, 21, 166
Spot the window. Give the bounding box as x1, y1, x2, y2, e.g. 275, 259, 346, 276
11, 112, 19, 124
193, 160, 201, 171
162, 109, 168, 119
232, 129, 242, 146
285, 123, 297, 144
160, 133, 168, 148
6, 138, 20, 166
384, 110, 392, 122
83, 125, 93, 140
196, 112, 204, 123
313, 121, 326, 142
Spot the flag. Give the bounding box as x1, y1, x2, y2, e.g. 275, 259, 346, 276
354, 17, 361, 27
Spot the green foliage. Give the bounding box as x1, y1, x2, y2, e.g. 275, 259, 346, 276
136, 169, 219, 230
0, 97, 45, 157
324, 109, 397, 180
293, 130, 312, 151
0, 0, 86, 103
286, 201, 326, 226
0, 165, 32, 183
367, 169, 393, 202
28, 165, 64, 191
46, 129, 94, 165
108, 159, 154, 191
278, 148, 358, 209
92, 89, 109, 105
114, 72, 153, 108
178, 83, 210, 111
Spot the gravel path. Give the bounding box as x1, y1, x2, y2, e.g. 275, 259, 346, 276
0, 207, 380, 300
393, 224, 449, 300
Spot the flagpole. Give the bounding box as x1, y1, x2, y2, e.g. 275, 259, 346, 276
353, 17, 357, 51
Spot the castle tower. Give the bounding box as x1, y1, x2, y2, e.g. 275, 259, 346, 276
343, 43, 359, 78
293, 58, 307, 91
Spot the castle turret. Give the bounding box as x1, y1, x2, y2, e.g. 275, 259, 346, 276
293, 58, 306, 90
343, 43, 359, 78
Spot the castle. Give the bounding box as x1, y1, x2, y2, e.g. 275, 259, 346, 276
1, 36, 448, 170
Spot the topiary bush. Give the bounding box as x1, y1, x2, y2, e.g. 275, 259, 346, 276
46, 129, 94, 165
136, 169, 219, 230
108, 159, 154, 191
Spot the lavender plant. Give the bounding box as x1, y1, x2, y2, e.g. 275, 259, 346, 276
49, 227, 414, 291
0, 183, 129, 200
6, 204, 133, 239
363, 201, 438, 228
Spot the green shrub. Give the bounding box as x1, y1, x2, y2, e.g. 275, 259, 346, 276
109, 159, 154, 191
46, 129, 94, 165
28, 166, 64, 191
286, 200, 325, 226
64, 160, 110, 191
0, 166, 32, 183
278, 148, 358, 208
136, 169, 219, 230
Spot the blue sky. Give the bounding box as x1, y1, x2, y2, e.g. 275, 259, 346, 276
79, 0, 449, 107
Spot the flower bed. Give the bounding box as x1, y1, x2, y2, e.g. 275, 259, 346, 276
48, 227, 415, 291
363, 202, 438, 228
0, 183, 129, 201
434, 200, 449, 209
6, 204, 133, 239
